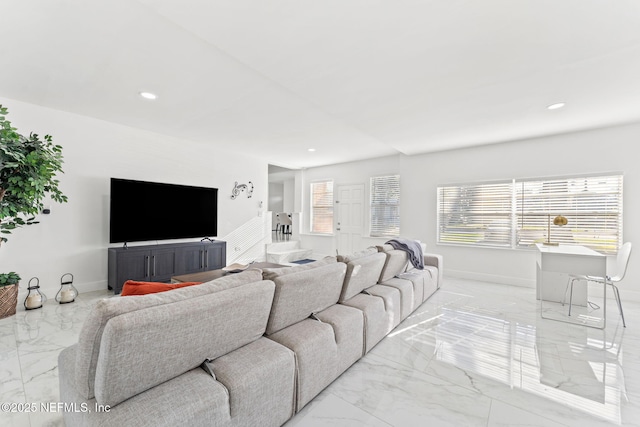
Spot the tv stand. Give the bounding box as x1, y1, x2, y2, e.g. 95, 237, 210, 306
108, 241, 226, 294
201, 237, 216, 242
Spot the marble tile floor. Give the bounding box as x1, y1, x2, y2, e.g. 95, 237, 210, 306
2, 278, 640, 426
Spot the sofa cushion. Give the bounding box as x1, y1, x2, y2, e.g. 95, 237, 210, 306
261, 256, 337, 281
336, 247, 378, 263
338, 252, 387, 302
212, 337, 296, 426
120, 280, 203, 296
340, 293, 390, 354
75, 269, 263, 400
94, 280, 276, 407
422, 252, 444, 289
265, 262, 346, 335
60, 345, 232, 427
267, 319, 338, 411
377, 279, 416, 320
315, 304, 365, 374
377, 244, 395, 252
398, 267, 440, 303
378, 248, 409, 282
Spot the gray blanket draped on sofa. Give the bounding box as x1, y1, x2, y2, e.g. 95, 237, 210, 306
385, 238, 424, 270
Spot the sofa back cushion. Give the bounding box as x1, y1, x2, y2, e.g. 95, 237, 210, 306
338, 252, 387, 302
265, 262, 347, 335
94, 280, 275, 407
75, 269, 263, 400
377, 245, 410, 282
336, 247, 378, 263
261, 256, 337, 281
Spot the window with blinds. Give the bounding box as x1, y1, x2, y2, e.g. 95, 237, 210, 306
310, 181, 334, 234
437, 181, 513, 247
437, 174, 623, 253
370, 175, 401, 237
516, 175, 623, 254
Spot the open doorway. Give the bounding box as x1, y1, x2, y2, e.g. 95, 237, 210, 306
268, 165, 297, 241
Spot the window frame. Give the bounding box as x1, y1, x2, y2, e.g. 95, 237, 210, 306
310, 180, 334, 235
437, 173, 623, 254
370, 174, 401, 238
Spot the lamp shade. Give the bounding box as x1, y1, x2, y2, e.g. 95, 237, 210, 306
553, 215, 568, 226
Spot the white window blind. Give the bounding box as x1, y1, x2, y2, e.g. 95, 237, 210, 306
310, 181, 333, 234
516, 175, 623, 253
437, 174, 623, 253
437, 181, 513, 247
370, 175, 400, 237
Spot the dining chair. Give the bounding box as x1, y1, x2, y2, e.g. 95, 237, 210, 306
278, 213, 292, 235
566, 242, 632, 327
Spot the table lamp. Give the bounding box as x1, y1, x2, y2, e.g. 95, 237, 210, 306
543, 214, 568, 246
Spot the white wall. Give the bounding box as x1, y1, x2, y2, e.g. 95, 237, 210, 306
268, 182, 284, 230
283, 179, 295, 213
0, 98, 267, 300
299, 122, 640, 300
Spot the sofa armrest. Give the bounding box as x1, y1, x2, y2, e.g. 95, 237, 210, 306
423, 253, 443, 287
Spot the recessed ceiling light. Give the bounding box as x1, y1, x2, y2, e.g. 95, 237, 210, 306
547, 102, 565, 110
139, 91, 157, 100
308, 148, 316, 152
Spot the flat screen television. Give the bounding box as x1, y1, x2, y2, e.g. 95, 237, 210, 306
109, 178, 218, 243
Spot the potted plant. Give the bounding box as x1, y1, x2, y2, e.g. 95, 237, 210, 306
0, 104, 68, 317
0, 272, 21, 319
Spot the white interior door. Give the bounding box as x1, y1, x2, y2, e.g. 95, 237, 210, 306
336, 184, 365, 255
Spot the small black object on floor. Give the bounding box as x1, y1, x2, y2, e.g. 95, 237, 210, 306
291, 259, 315, 265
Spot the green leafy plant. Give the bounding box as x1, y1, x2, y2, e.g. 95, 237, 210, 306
0, 272, 21, 288
0, 104, 68, 245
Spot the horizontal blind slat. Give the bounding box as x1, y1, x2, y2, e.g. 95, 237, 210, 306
516, 175, 622, 253
311, 181, 333, 234
371, 175, 400, 237
438, 181, 513, 247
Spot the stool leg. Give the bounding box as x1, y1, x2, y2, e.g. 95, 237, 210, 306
611, 284, 626, 328
562, 278, 572, 306
568, 278, 575, 317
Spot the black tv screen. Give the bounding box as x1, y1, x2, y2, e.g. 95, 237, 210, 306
109, 178, 218, 243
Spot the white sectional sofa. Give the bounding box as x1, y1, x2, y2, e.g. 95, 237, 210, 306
58, 243, 442, 427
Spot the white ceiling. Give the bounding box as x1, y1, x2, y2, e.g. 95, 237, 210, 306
2, 0, 640, 169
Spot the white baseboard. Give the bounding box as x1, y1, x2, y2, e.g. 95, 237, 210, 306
445, 270, 640, 303
77, 280, 109, 294
446, 269, 535, 288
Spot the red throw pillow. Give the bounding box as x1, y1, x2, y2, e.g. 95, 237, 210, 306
121, 280, 203, 296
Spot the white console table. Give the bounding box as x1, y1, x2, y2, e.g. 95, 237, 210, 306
536, 244, 607, 326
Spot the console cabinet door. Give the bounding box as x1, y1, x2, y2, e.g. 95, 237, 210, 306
178, 245, 206, 274
203, 243, 225, 270
112, 249, 151, 293
149, 248, 178, 282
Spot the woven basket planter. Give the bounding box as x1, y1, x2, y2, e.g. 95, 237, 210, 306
0, 284, 19, 319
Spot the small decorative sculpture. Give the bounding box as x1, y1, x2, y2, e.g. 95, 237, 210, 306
231, 181, 253, 199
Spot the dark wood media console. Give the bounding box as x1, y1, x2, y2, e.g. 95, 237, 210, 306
108, 240, 226, 294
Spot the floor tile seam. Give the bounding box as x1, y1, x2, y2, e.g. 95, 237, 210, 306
485, 398, 492, 427
14, 321, 29, 407
324, 391, 394, 427
4, 320, 32, 427
487, 395, 573, 427
370, 324, 442, 366
367, 348, 494, 400
463, 364, 623, 426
